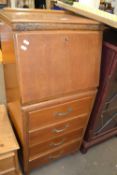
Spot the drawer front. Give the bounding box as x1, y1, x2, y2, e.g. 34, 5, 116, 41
30, 139, 81, 170
0, 155, 15, 172
15, 31, 101, 104
29, 114, 87, 146
29, 96, 93, 131
29, 128, 83, 158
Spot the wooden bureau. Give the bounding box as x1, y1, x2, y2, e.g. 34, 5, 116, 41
0, 9, 103, 174
0, 105, 21, 175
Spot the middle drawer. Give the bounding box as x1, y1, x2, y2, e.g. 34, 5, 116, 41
29, 114, 87, 146
29, 127, 83, 158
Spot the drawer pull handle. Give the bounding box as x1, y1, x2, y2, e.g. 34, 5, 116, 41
55, 107, 73, 117
49, 151, 63, 159
50, 139, 65, 147
53, 124, 69, 133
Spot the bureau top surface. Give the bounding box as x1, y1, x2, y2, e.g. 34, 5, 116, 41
0, 9, 102, 31
0, 105, 19, 155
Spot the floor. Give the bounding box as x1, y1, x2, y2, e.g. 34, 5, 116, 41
31, 138, 117, 175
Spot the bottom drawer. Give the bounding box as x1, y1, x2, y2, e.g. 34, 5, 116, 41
29, 128, 83, 158
29, 139, 81, 170
0, 153, 15, 172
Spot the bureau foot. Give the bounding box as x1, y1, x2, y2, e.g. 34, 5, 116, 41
70, 149, 79, 155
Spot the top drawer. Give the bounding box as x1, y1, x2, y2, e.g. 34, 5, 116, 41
14, 31, 102, 104
27, 94, 95, 131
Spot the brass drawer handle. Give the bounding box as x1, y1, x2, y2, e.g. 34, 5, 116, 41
50, 139, 65, 147
49, 151, 63, 159
55, 107, 73, 117
53, 124, 69, 133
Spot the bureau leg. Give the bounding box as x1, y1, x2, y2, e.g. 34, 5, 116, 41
70, 148, 79, 155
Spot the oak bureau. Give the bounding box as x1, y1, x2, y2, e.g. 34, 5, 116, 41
0, 9, 103, 174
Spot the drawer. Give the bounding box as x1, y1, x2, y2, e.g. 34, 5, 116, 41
29, 139, 81, 170
29, 114, 87, 146
0, 153, 15, 172
29, 96, 93, 131
29, 128, 83, 158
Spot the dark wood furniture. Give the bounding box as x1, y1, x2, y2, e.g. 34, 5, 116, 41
81, 29, 117, 153
0, 9, 103, 174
